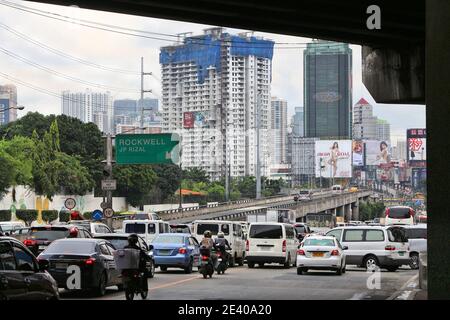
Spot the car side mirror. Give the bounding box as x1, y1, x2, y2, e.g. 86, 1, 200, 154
148, 245, 154, 251
343, 246, 348, 250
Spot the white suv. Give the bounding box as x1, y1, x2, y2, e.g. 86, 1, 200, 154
326, 225, 409, 271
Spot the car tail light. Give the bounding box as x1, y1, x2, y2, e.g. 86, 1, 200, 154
297, 249, 305, 255
385, 245, 396, 251
23, 239, 37, 246
246, 240, 249, 251
201, 255, 209, 261
69, 227, 78, 237
282, 240, 286, 253
85, 258, 96, 265
385, 208, 390, 217
178, 247, 187, 254
331, 250, 340, 256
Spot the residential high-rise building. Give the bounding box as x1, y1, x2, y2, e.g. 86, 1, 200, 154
271, 97, 288, 164
376, 119, 391, 142
0, 84, 18, 125
304, 40, 352, 138
160, 28, 274, 179
292, 106, 304, 137
291, 137, 318, 187
392, 140, 407, 161
61, 89, 114, 133
353, 97, 377, 140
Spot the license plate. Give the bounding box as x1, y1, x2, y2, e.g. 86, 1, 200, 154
218, 258, 222, 262
55, 263, 68, 269
399, 252, 405, 256
38, 245, 47, 250
312, 252, 324, 257
158, 250, 171, 256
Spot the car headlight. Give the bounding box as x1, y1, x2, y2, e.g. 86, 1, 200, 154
149, 251, 154, 256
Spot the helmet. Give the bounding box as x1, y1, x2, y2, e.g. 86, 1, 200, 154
203, 230, 212, 238
217, 231, 225, 238
127, 234, 139, 245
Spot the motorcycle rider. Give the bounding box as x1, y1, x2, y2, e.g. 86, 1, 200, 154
214, 231, 231, 264
123, 234, 151, 292
199, 230, 218, 268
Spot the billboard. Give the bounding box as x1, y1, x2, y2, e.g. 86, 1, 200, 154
352, 140, 364, 166
183, 111, 207, 128
407, 128, 426, 167
365, 140, 391, 166
315, 140, 352, 178
0, 98, 10, 124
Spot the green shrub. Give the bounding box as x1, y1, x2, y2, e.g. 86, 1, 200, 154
0, 210, 12, 222
16, 210, 38, 226
83, 211, 93, 220
59, 211, 70, 222
42, 210, 58, 223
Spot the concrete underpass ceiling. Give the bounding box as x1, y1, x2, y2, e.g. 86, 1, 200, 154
26, 0, 425, 103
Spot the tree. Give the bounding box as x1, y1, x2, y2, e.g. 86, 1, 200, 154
207, 183, 225, 202
152, 164, 182, 202
0, 150, 14, 199
114, 165, 157, 208
182, 167, 210, 183
54, 152, 95, 195
0, 137, 35, 202
237, 176, 256, 198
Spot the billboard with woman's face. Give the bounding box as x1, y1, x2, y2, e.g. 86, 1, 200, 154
365, 140, 391, 166
315, 140, 352, 178
352, 140, 364, 166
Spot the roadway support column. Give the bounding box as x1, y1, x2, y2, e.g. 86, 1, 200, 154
352, 199, 359, 221
344, 204, 352, 222
427, 0, 450, 299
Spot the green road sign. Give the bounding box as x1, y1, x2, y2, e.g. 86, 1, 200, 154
115, 133, 180, 165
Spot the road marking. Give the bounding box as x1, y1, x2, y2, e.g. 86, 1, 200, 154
148, 275, 199, 291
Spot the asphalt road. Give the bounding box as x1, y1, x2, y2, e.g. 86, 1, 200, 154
60, 265, 417, 300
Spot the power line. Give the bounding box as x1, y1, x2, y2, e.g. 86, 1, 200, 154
0, 0, 352, 49
0, 22, 139, 75
0, 46, 139, 93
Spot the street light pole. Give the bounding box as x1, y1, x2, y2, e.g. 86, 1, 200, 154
256, 92, 262, 199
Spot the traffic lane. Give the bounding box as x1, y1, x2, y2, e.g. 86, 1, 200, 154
59, 268, 202, 300
93, 265, 417, 300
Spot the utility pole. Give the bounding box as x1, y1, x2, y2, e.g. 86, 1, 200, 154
178, 135, 183, 211
104, 133, 114, 229
225, 144, 230, 202
256, 92, 262, 199
140, 57, 153, 133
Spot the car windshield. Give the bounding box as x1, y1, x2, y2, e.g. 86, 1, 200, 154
299, 191, 309, 195
154, 235, 185, 244
197, 223, 219, 235
294, 226, 307, 233
388, 208, 411, 219
135, 214, 149, 219
388, 227, 408, 242
44, 241, 96, 254
170, 226, 190, 233
125, 223, 154, 234
104, 238, 129, 249
29, 228, 70, 241
249, 225, 282, 239
303, 239, 335, 246
405, 228, 427, 239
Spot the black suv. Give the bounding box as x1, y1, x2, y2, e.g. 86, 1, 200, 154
23, 225, 92, 256
0, 236, 59, 300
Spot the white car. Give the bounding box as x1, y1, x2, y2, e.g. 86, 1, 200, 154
296, 236, 347, 275
69, 221, 113, 236
0, 221, 26, 235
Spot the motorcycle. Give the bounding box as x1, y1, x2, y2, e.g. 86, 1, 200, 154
121, 270, 148, 300
215, 248, 231, 274
199, 247, 214, 279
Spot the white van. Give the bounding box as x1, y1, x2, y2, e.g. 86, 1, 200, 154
246, 222, 298, 268
331, 185, 343, 194
385, 206, 415, 225
192, 220, 246, 266
122, 220, 170, 244
326, 225, 409, 271
0, 221, 26, 235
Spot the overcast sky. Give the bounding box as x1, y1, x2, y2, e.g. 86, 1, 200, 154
0, 0, 425, 144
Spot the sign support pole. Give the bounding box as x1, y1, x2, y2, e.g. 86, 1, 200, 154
106, 133, 113, 229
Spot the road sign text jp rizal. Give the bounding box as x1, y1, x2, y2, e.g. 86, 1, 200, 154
115, 133, 180, 165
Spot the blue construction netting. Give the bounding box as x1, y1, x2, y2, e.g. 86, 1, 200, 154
160, 33, 275, 84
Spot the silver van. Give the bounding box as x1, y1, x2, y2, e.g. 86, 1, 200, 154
326, 225, 409, 271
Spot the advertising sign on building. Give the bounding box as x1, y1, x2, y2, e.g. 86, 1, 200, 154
407, 128, 427, 167
352, 140, 364, 166
315, 140, 352, 178
365, 140, 391, 166
183, 111, 207, 128
412, 168, 427, 190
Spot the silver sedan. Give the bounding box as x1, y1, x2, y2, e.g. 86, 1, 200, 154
296, 236, 347, 275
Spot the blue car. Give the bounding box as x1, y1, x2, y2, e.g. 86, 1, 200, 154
152, 233, 200, 273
